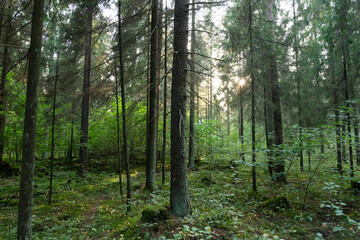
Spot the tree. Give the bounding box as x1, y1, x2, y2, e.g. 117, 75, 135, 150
79, 1, 95, 177
0, 0, 10, 165
265, 0, 286, 183
17, 0, 45, 238
161, 0, 169, 184
188, 0, 196, 169
145, 0, 159, 192
170, 0, 191, 217
118, 0, 132, 206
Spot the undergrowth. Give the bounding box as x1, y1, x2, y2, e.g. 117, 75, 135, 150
0, 155, 359, 239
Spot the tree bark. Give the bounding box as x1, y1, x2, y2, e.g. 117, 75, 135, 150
170, 0, 191, 217
239, 84, 245, 162
48, 57, 58, 205
249, 0, 256, 192
79, 2, 94, 177
17, 0, 45, 238
188, 0, 196, 169
267, 0, 286, 183
161, 1, 168, 184
118, 0, 131, 205
145, 0, 159, 192
0, 1, 10, 164
114, 59, 123, 196
293, 0, 303, 172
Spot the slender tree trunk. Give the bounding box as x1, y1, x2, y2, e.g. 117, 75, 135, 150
335, 107, 342, 174
161, 1, 168, 184
249, 0, 256, 192
226, 86, 230, 136
293, 0, 303, 172
326, 20, 342, 174
145, 0, 159, 192
342, 28, 354, 178
17, 0, 45, 238
0, 5, 10, 164
155, 0, 163, 173
114, 60, 123, 196
267, 0, 286, 183
188, 0, 196, 169
68, 100, 74, 167
170, 0, 191, 217
118, 0, 131, 205
48, 57, 58, 205
264, 86, 274, 176
0, 0, 5, 41
239, 85, 245, 161
69, 119, 74, 166
79, 3, 94, 177
354, 107, 360, 166
341, 117, 347, 163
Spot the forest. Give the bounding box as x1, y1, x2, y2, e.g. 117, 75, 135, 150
0, 0, 360, 239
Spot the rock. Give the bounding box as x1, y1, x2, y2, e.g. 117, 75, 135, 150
260, 196, 290, 211
141, 205, 169, 223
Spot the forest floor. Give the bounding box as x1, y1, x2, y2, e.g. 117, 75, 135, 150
1, 156, 360, 240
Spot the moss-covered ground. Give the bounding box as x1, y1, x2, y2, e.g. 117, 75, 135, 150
0, 157, 359, 239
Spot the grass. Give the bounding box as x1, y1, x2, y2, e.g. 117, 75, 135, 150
0, 154, 359, 239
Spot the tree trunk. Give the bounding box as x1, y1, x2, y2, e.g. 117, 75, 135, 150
226, 86, 230, 136
188, 0, 196, 169
79, 2, 94, 177
249, 0, 256, 192
118, 0, 131, 205
354, 106, 360, 166
239, 85, 245, 162
145, 0, 159, 192
264, 86, 274, 176
114, 60, 123, 196
0, 0, 5, 41
161, 1, 168, 184
293, 0, 303, 172
341, 26, 354, 178
17, 0, 45, 238
48, 57, 58, 205
0, 3, 10, 164
170, 0, 191, 217
267, 0, 286, 183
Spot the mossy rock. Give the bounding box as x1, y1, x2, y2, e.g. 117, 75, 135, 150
260, 196, 290, 211
141, 205, 169, 223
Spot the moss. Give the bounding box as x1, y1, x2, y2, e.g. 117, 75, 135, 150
141, 205, 169, 223
260, 196, 290, 211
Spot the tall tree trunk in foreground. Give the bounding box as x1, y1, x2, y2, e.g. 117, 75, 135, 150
48, 57, 59, 205
114, 60, 123, 196
79, 2, 94, 177
161, 1, 168, 184
267, 0, 286, 183
239, 82, 245, 162
293, 0, 303, 172
171, 0, 191, 217
188, 0, 196, 169
0, 3, 10, 164
118, 0, 131, 205
145, 0, 159, 192
17, 0, 45, 238
249, 0, 256, 192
